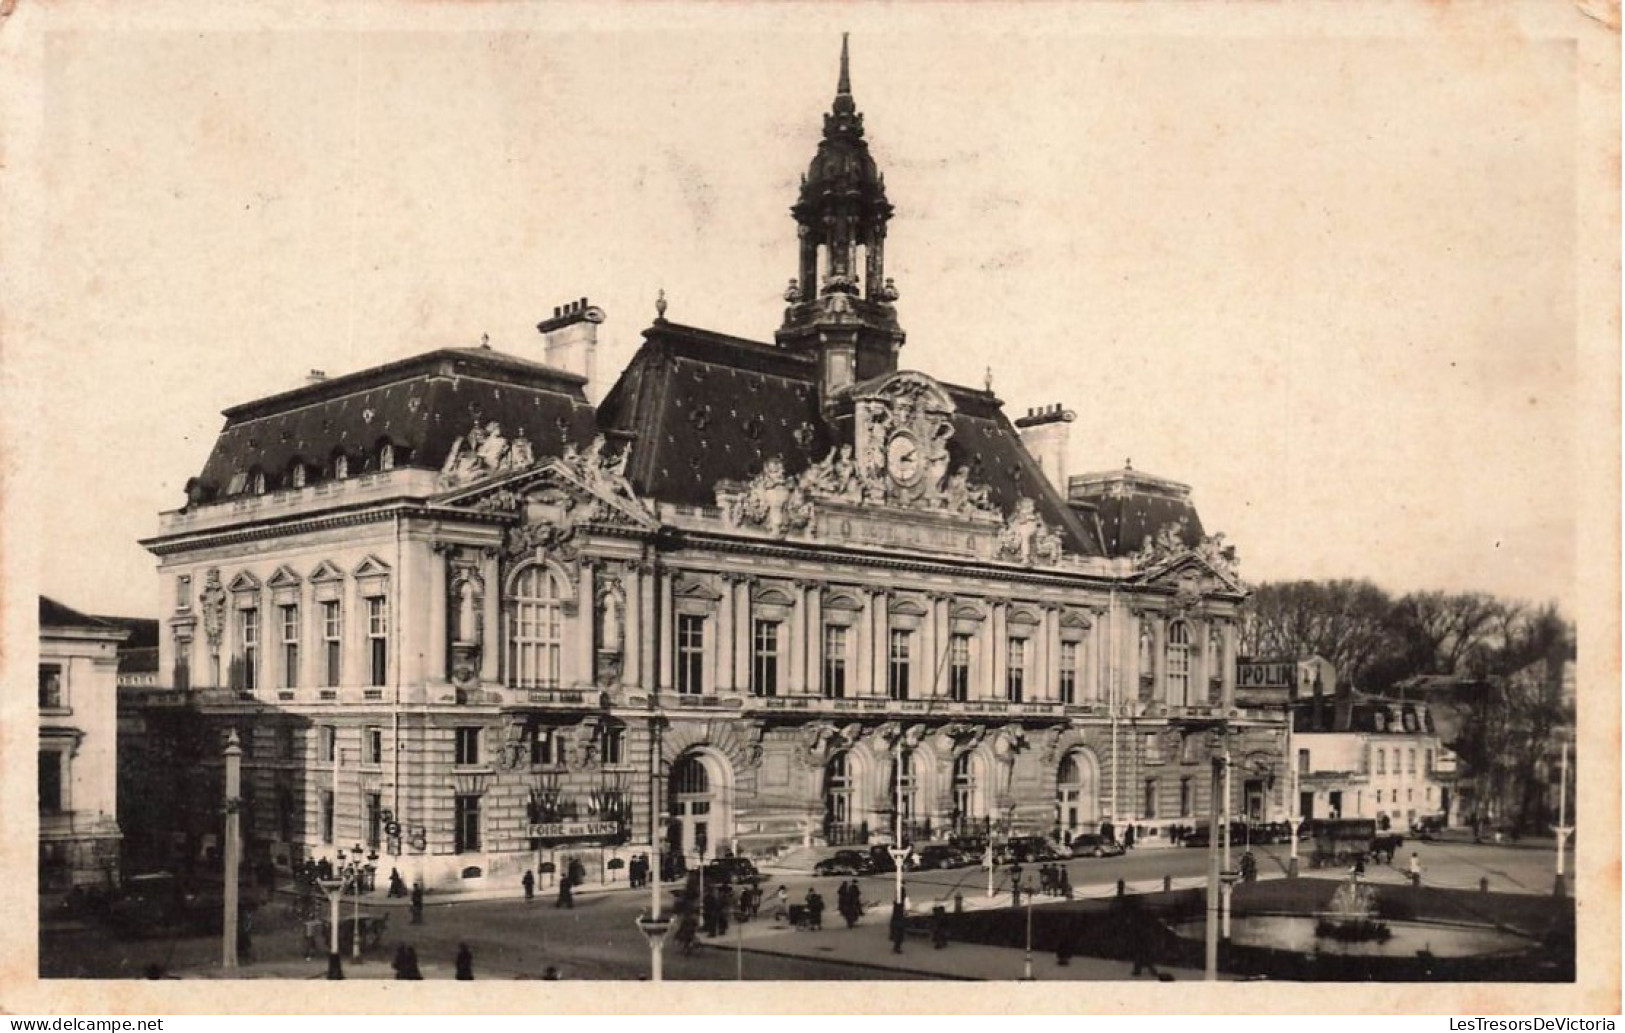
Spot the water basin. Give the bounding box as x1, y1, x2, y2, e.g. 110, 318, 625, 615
1173, 915, 1533, 959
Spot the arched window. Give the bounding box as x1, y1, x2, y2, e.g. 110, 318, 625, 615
332, 451, 349, 480
1166, 620, 1191, 703
953, 752, 981, 835
249, 468, 267, 496
290, 461, 307, 489
824, 752, 856, 842
509, 567, 563, 688
889, 749, 920, 840
378, 441, 396, 472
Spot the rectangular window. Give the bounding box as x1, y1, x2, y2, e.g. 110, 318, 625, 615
277, 726, 296, 760
1376, 749, 1386, 774
1059, 641, 1078, 704
948, 634, 971, 702
1144, 732, 1164, 765
1297, 748, 1310, 774
887, 629, 912, 701
39, 751, 63, 812
367, 597, 388, 687
601, 725, 626, 766
1179, 776, 1193, 818
454, 794, 481, 853
280, 604, 300, 688
455, 726, 481, 766
1425, 749, 1435, 773
1006, 637, 1026, 703
173, 634, 191, 691
320, 725, 336, 763
176, 574, 192, 612
321, 601, 342, 687
241, 607, 259, 691
822, 625, 848, 699
1143, 778, 1158, 820
365, 726, 383, 766
39, 664, 63, 710
676, 614, 705, 695
1408, 749, 1416, 774
751, 619, 780, 697
531, 727, 558, 766
320, 790, 335, 844
366, 793, 382, 848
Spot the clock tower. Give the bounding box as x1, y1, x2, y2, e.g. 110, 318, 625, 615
776, 35, 907, 409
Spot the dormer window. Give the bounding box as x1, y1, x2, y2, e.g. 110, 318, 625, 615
332, 452, 349, 480
378, 442, 395, 472
249, 469, 267, 495
290, 461, 307, 488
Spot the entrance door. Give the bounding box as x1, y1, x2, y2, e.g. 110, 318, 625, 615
1244, 779, 1265, 822
1300, 791, 1315, 822
1056, 752, 1097, 839
1328, 790, 1343, 820
670, 754, 715, 860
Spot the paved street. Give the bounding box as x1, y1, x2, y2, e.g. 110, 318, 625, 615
40, 832, 1572, 980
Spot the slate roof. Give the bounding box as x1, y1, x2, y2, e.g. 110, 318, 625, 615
40, 596, 125, 633
94, 616, 162, 673
1067, 466, 1207, 558
191, 348, 599, 503
597, 320, 1105, 557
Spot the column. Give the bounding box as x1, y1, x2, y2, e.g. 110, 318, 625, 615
575, 561, 595, 686
734, 578, 752, 693
918, 594, 938, 699
1152, 616, 1168, 705
1041, 606, 1058, 702
871, 590, 888, 696
479, 552, 500, 684
624, 563, 642, 690
787, 583, 805, 694
1220, 619, 1238, 710
717, 575, 736, 693
657, 571, 674, 692
990, 602, 1007, 701
805, 585, 824, 697
854, 589, 871, 696
639, 563, 657, 691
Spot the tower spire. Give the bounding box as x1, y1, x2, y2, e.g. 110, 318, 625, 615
838, 32, 851, 96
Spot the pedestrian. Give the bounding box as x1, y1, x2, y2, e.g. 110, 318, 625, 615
403, 946, 423, 980
774, 884, 789, 923
568, 857, 587, 888
1408, 851, 1422, 887
1010, 864, 1024, 907
410, 882, 424, 925
556, 875, 574, 909
303, 917, 323, 959
805, 887, 824, 931
930, 906, 948, 950
388, 868, 408, 898
1059, 868, 1073, 900
629, 854, 642, 889
455, 943, 474, 980
1124, 900, 1162, 978
1124, 825, 1137, 850
236, 903, 254, 962
392, 943, 412, 979
889, 901, 907, 954
522, 869, 536, 902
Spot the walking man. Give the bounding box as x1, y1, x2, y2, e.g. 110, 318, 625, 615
455, 943, 474, 980
1408, 851, 1422, 887
522, 869, 536, 902
889, 901, 908, 954
410, 882, 424, 925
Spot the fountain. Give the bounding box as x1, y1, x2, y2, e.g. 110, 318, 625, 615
1313, 873, 1391, 944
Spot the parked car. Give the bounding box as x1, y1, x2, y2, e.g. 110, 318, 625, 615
914, 845, 971, 870
702, 857, 764, 886
1068, 834, 1125, 859
867, 844, 920, 873
813, 849, 875, 876
107, 872, 225, 938
998, 836, 1068, 864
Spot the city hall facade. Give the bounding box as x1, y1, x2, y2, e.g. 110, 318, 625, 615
137, 42, 1285, 889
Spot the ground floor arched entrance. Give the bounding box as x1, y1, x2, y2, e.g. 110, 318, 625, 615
1057, 749, 1100, 839
667, 750, 733, 861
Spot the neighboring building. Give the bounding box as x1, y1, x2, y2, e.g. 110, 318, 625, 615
132, 40, 1283, 890
38, 597, 126, 891
1289, 659, 1454, 829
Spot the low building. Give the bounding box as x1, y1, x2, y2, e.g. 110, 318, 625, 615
38, 597, 126, 891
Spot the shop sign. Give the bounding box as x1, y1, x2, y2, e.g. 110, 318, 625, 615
527, 820, 622, 841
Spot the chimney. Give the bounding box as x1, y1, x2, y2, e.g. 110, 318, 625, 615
536, 297, 605, 404
1013, 403, 1076, 490
306, 369, 328, 385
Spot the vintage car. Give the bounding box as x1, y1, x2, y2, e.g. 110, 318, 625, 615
1068, 834, 1126, 858
107, 872, 226, 938
913, 845, 973, 870
812, 849, 876, 876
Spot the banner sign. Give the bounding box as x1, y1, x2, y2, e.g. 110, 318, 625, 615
1235, 660, 1294, 706
527, 821, 621, 840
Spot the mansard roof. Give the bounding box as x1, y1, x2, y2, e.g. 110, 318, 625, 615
596, 320, 1104, 557
192, 347, 599, 503
1067, 464, 1207, 558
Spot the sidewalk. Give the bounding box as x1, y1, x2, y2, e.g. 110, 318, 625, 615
704, 910, 1218, 982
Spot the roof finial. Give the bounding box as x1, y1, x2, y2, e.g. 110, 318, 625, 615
655, 288, 668, 321
480, 332, 490, 350
983, 365, 993, 392
838, 32, 851, 96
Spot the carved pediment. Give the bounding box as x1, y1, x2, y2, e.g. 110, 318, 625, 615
672, 575, 724, 602
1059, 609, 1094, 630
227, 571, 261, 593
823, 591, 864, 612
352, 555, 392, 579
1134, 552, 1244, 597
440, 458, 658, 560
1130, 520, 1243, 588
265, 565, 302, 591
309, 560, 345, 584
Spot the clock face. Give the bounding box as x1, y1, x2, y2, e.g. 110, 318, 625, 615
886, 432, 922, 485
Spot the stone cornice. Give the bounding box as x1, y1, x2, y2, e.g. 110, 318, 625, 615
142, 501, 513, 557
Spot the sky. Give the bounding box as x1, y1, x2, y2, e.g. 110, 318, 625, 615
6, 2, 1607, 621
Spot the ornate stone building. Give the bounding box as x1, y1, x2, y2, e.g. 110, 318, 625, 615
138, 40, 1285, 889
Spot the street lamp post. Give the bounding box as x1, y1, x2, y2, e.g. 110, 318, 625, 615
1020, 871, 1035, 981
347, 842, 378, 961
1287, 709, 1301, 877
634, 715, 669, 981
889, 738, 909, 907
222, 729, 242, 971
1552, 739, 1572, 897
316, 872, 347, 980
1204, 734, 1224, 981
1221, 737, 1234, 941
